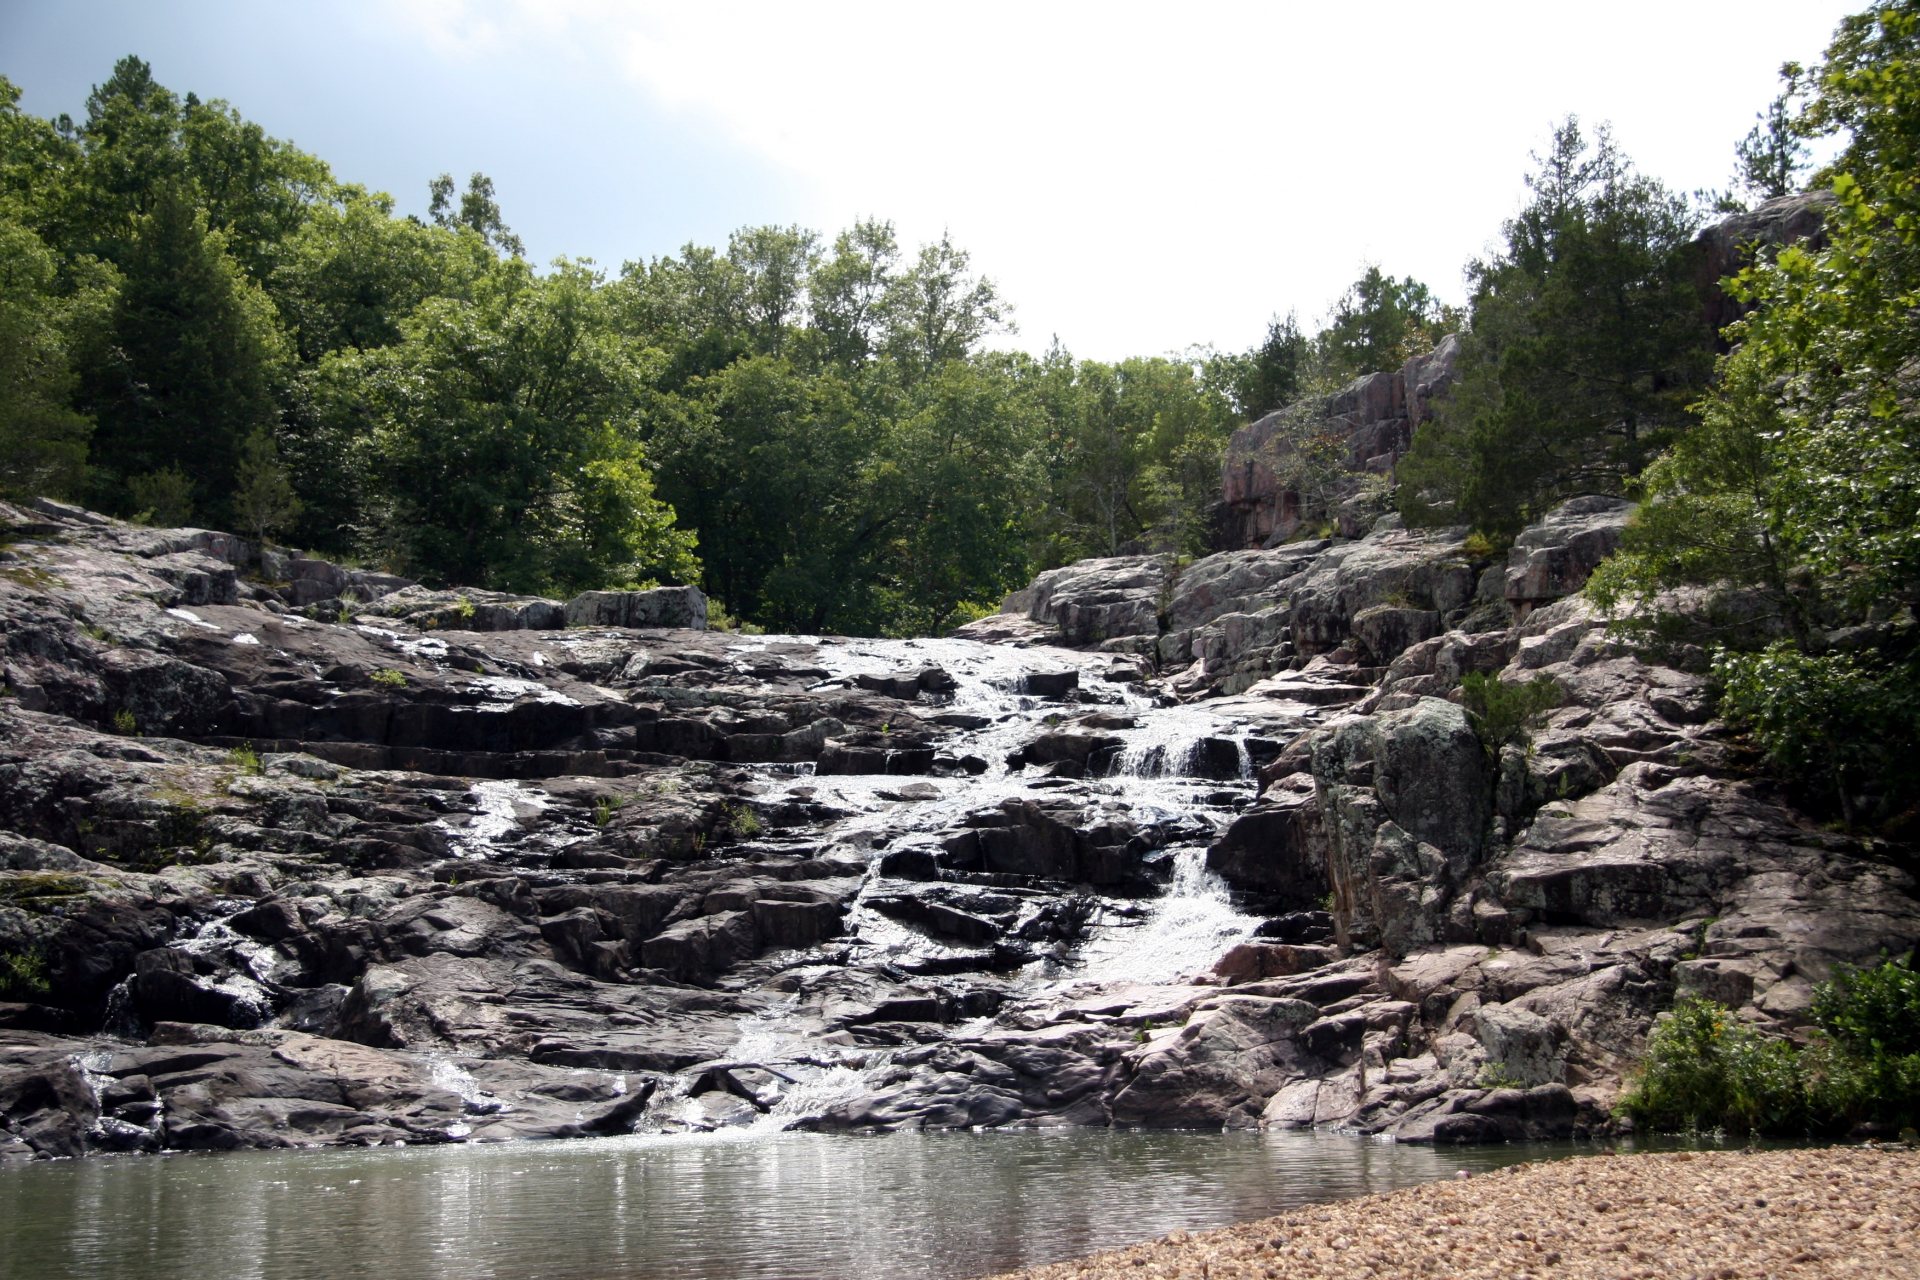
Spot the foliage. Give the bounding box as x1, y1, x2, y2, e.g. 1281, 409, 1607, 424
1812, 954, 1920, 1057
321, 259, 698, 593
0, 945, 51, 1000
1221, 312, 1310, 419
368, 668, 406, 689
1400, 119, 1713, 535
1458, 672, 1562, 756
0, 212, 92, 499
1314, 265, 1453, 386
1622, 956, 1920, 1136
1714, 643, 1920, 825
224, 742, 263, 775
1733, 83, 1812, 206
1590, 5, 1920, 827
427, 171, 523, 258
231, 427, 302, 545
1620, 997, 1808, 1134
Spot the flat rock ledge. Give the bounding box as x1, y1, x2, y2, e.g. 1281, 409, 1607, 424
988, 1145, 1918, 1280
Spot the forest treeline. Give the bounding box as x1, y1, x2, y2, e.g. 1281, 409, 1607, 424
0, 56, 1391, 635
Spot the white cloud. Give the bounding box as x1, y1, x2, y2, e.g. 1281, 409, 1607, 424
388, 0, 1858, 361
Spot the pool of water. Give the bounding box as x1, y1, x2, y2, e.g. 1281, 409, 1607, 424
0, 1129, 1587, 1280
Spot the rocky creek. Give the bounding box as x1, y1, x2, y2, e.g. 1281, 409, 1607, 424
2, 492, 1915, 1166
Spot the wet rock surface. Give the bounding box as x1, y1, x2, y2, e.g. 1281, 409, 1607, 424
2, 498, 1914, 1163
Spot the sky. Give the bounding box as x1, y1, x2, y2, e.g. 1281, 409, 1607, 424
1, 0, 1861, 362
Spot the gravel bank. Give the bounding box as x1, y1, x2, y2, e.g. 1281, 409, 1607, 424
986, 1146, 1918, 1279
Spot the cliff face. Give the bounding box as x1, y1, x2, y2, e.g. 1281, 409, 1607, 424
1219, 336, 1459, 550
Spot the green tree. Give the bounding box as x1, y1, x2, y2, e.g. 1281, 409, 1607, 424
1732, 82, 1811, 205
0, 215, 93, 498
77, 182, 287, 525
231, 427, 302, 545
808, 218, 899, 370
1222, 312, 1309, 419
322, 258, 695, 592
728, 224, 817, 357
1315, 265, 1450, 385
1588, 3, 1920, 827
882, 232, 1008, 381
428, 171, 523, 258
1400, 119, 1713, 535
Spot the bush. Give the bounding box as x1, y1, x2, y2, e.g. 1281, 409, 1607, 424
1623, 956, 1920, 1136
128, 466, 196, 527
1459, 673, 1562, 757
0, 945, 51, 999
1715, 644, 1920, 829
1620, 997, 1807, 1135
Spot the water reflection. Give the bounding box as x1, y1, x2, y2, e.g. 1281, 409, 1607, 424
0, 1129, 1581, 1280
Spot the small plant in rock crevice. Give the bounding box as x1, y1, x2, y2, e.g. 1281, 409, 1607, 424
225, 743, 263, 775
369, 668, 407, 689
0, 945, 51, 999
1459, 672, 1562, 759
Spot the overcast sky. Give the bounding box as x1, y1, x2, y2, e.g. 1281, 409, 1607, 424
2, 0, 1858, 361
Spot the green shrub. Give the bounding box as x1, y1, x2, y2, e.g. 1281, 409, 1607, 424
1623, 957, 1920, 1136
1459, 673, 1562, 757
225, 742, 263, 775
0, 946, 51, 999
368, 667, 406, 689
726, 803, 762, 840
454, 594, 476, 621
128, 466, 195, 527
1620, 997, 1806, 1135
1715, 644, 1920, 829
111, 708, 138, 735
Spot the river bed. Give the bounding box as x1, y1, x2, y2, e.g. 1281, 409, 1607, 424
0, 1129, 1579, 1280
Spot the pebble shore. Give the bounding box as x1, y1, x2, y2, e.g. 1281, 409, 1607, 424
986, 1146, 1918, 1279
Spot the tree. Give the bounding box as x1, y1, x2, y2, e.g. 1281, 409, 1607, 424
727, 224, 816, 356
1315, 266, 1450, 385
1588, 3, 1920, 826
1732, 81, 1812, 205
1399, 119, 1713, 534
809, 218, 899, 370
1226, 312, 1309, 419
882, 232, 1008, 380
322, 258, 695, 592
231, 427, 301, 545
77, 182, 287, 526
0, 215, 92, 499
429, 171, 523, 258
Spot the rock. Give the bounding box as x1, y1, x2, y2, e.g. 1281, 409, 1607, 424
1109, 996, 1321, 1128
564, 586, 708, 630
1016, 555, 1170, 646
1693, 192, 1833, 337
1220, 337, 1457, 548
3, 498, 1915, 1159
1503, 496, 1635, 612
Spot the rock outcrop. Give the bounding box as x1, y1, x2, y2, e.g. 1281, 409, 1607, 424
1220, 336, 1459, 549
2, 494, 1913, 1163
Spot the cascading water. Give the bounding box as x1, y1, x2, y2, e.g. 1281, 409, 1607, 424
667, 634, 1279, 1130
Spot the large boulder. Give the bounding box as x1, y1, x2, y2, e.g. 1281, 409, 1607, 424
564, 586, 708, 631
1009, 555, 1170, 646
1503, 495, 1635, 613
